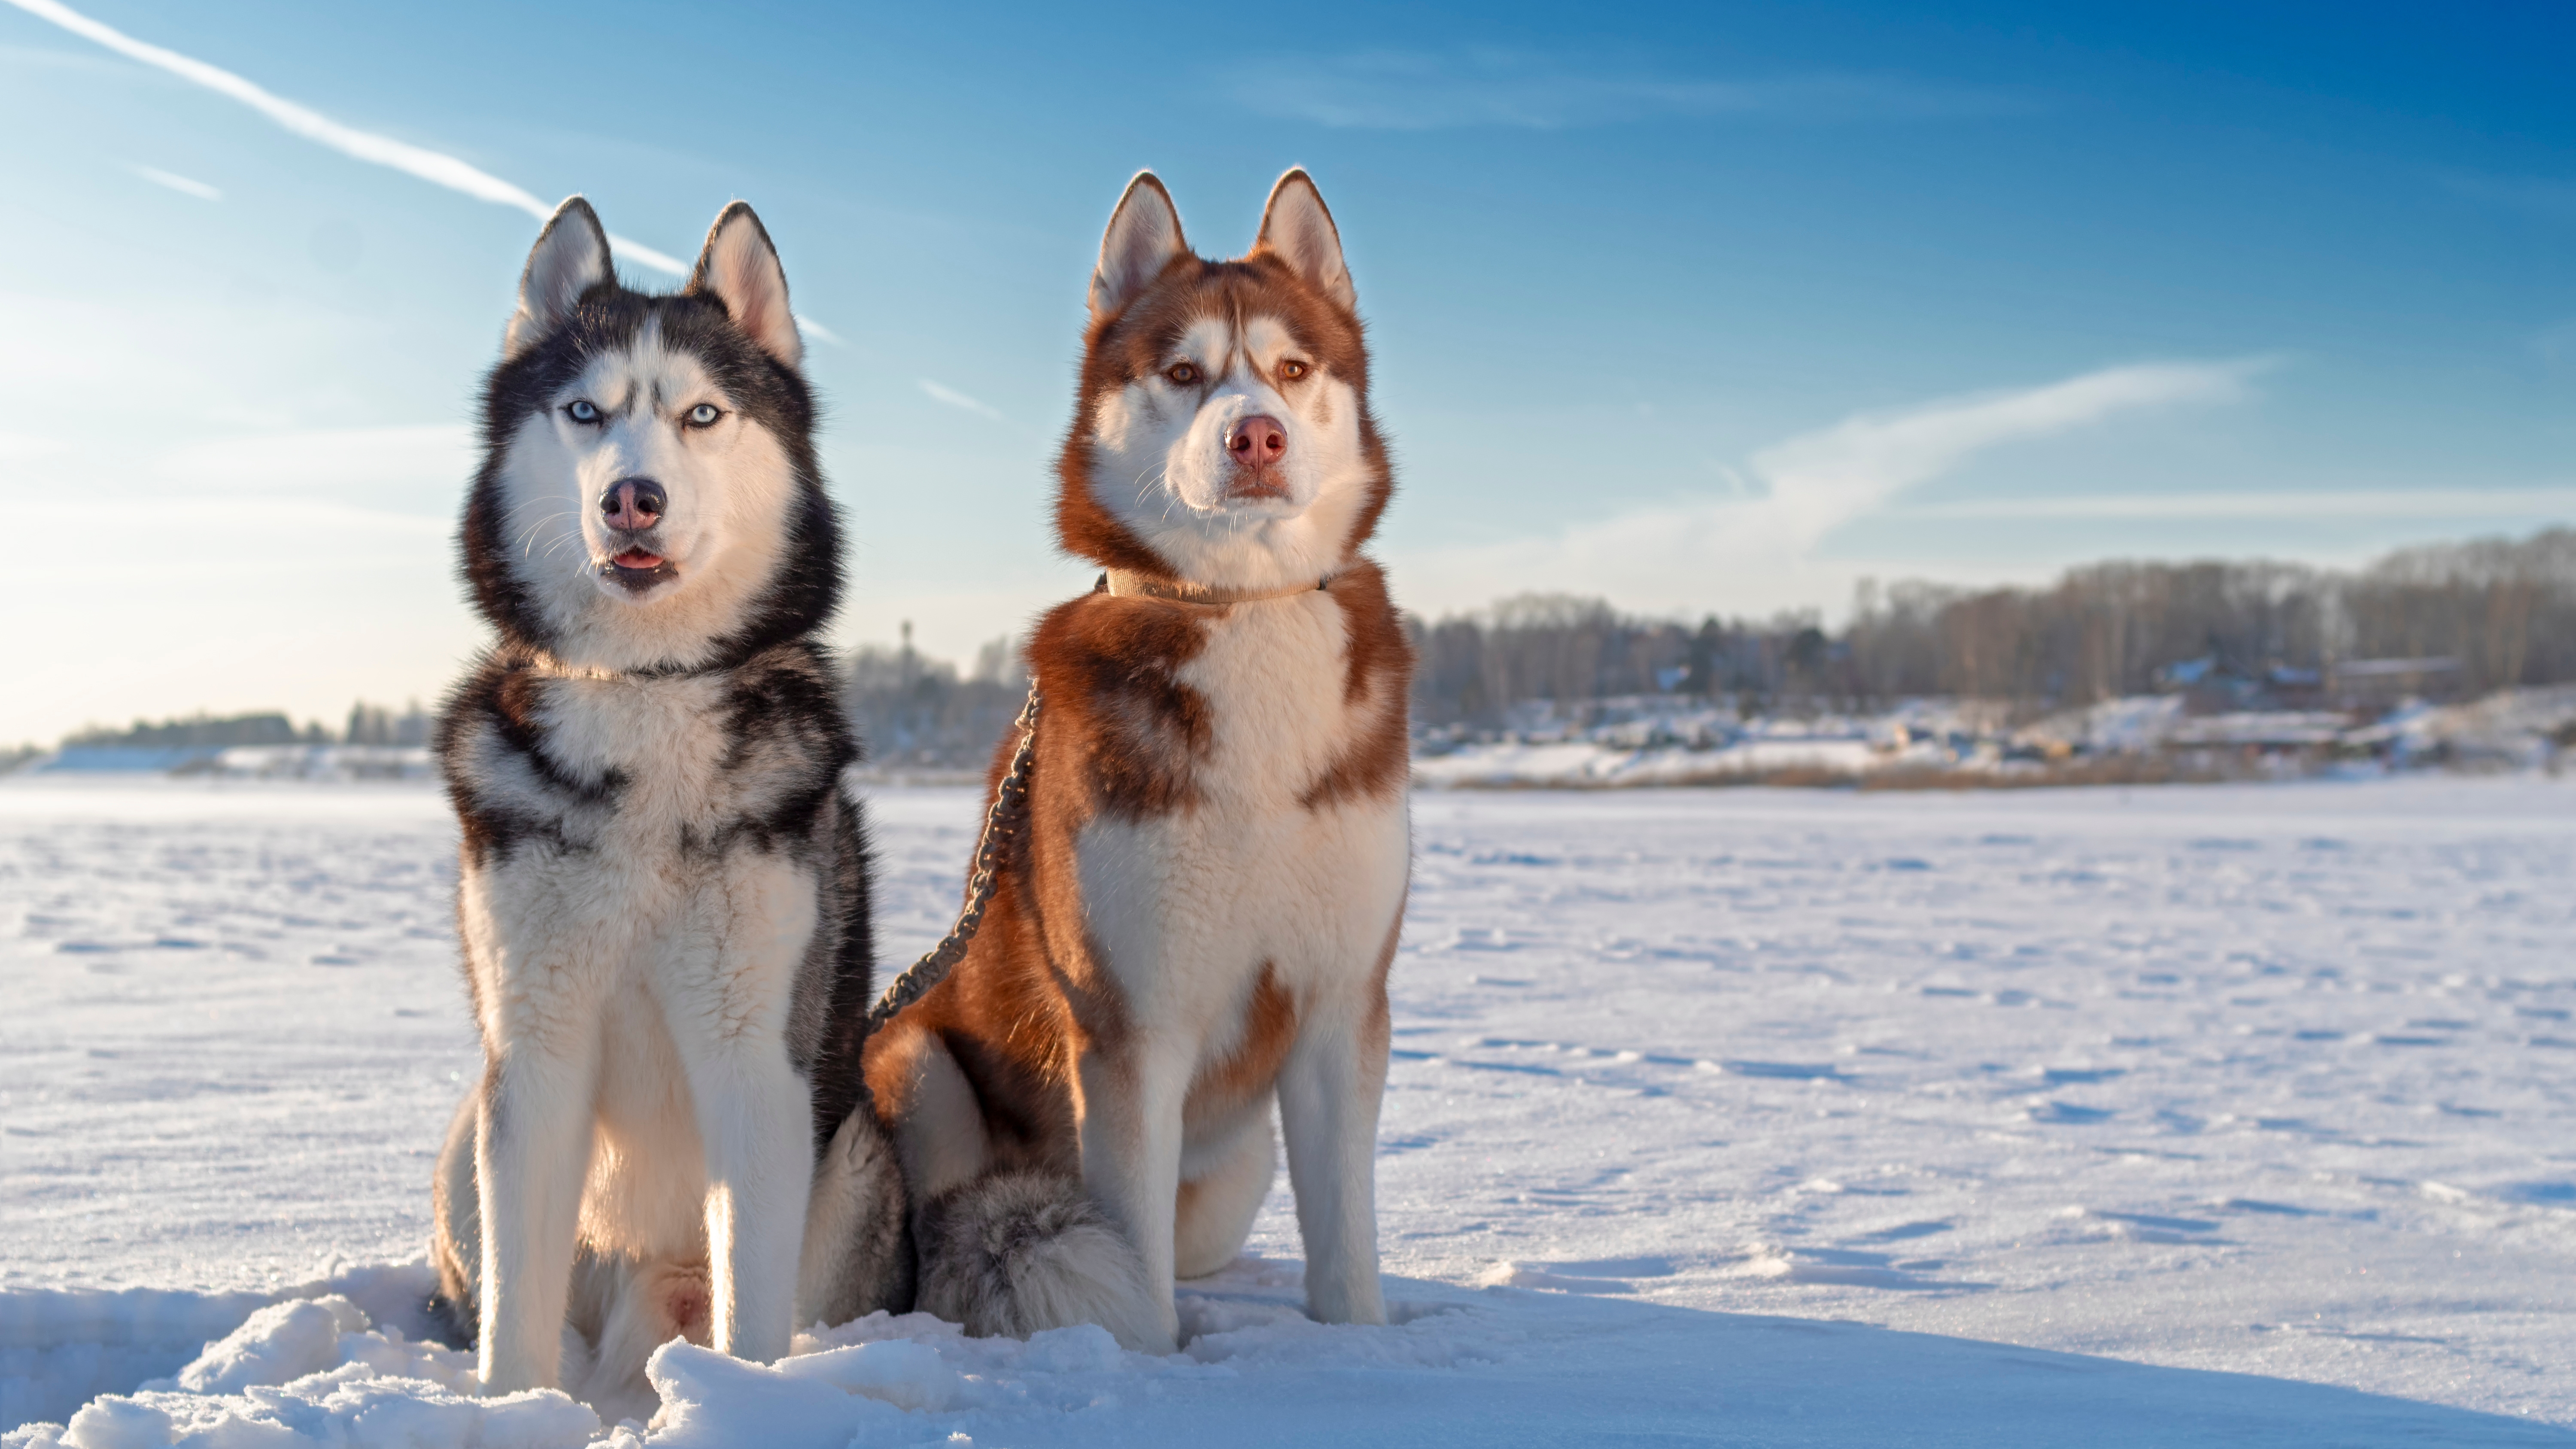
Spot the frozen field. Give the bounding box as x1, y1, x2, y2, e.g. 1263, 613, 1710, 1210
3, 775, 2572, 1446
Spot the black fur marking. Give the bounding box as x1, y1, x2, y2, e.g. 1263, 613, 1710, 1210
805, 794, 880, 1155
433, 653, 623, 867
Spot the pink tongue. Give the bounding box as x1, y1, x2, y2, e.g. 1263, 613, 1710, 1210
614, 550, 663, 568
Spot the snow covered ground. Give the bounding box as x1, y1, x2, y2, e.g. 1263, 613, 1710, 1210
4, 775, 2572, 1445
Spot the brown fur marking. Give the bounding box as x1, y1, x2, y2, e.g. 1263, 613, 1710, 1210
1185, 965, 1298, 1137
1298, 560, 1416, 811
1026, 592, 1214, 821
1362, 906, 1404, 1068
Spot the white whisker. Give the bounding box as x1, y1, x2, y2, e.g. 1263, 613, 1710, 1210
510, 508, 575, 559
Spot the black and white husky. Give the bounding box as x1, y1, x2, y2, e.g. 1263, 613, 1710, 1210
428, 197, 906, 1417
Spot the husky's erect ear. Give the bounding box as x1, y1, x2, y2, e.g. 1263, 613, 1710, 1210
1253, 168, 1355, 314
505, 196, 613, 358
689, 201, 801, 369
1088, 171, 1189, 322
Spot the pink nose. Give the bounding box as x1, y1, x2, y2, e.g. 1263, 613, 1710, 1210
599, 477, 665, 532
1227, 415, 1287, 471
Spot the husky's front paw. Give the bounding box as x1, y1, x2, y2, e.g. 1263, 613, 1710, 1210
1304, 1274, 1388, 1327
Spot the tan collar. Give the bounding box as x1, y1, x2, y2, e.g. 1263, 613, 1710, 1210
1100, 569, 1332, 605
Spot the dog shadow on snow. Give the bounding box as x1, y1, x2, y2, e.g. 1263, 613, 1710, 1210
1152, 1257, 2571, 1449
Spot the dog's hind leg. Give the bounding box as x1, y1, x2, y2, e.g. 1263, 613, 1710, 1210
428, 1095, 481, 1349
578, 1251, 707, 1423
872, 1022, 991, 1204
1174, 1111, 1276, 1280
798, 1105, 914, 1328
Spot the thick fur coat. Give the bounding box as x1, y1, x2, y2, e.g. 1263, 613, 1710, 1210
428, 198, 905, 1419
868, 170, 1413, 1351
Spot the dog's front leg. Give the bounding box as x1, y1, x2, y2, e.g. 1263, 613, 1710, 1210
1276, 993, 1391, 1326
668, 861, 817, 1365
684, 1044, 811, 1362
1076, 1041, 1188, 1351
477, 1040, 600, 1393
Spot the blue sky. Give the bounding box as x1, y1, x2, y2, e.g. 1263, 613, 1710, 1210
1, 0, 2570, 741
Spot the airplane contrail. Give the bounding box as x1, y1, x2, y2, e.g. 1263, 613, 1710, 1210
4, 0, 688, 273
919, 379, 1011, 425
130, 163, 221, 202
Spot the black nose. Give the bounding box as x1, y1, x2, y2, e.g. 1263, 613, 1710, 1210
600, 477, 665, 531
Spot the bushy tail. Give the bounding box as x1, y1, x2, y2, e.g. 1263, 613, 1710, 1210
914, 1171, 1165, 1351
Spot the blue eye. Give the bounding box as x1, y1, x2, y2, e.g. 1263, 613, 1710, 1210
686, 403, 721, 427
566, 400, 600, 423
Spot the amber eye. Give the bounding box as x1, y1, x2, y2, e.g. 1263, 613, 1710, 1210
1279, 359, 1310, 381
1164, 362, 1200, 386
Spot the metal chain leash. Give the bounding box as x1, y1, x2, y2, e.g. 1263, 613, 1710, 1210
864, 683, 1043, 1033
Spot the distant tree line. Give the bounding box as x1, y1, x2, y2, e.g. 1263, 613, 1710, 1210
342, 701, 434, 747
1839, 529, 2576, 707
57, 701, 432, 751
63, 712, 325, 748
1412, 527, 2576, 726
842, 625, 1029, 773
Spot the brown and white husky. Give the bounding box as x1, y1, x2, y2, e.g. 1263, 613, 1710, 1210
868, 168, 1413, 1351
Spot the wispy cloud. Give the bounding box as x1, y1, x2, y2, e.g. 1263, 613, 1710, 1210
1396, 359, 2264, 618
128, 162, 218, 200
1894, 488, 2576, 521
1232, 50, 2032, 130
4, 0, 687, 273
1745, 361, 2266, 542
919, 379, 1010, 425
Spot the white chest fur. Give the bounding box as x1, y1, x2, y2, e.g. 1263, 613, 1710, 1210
1075, 593, 1409, 1039
455, 668, 826, 1060
1185, 593, 1372, 807
535, 672, 740, 839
